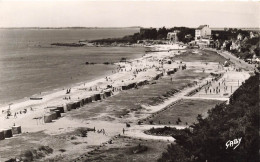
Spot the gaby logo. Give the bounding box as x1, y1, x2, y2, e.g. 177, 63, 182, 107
226, 137, 242, 150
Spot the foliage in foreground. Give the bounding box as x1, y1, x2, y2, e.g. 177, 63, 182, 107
6, 145, 53, 162
158, 73, 259, 162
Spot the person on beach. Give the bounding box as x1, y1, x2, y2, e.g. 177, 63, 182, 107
123, 128, 125, 134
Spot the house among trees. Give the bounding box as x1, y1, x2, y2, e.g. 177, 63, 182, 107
230, 39, 241, 52
167, 30, 180, 43
237, 33, 244, 40
250, 31, 256, 38
195, 25, 213, 47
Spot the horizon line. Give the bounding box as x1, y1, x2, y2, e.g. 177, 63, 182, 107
0, 26, 260, 29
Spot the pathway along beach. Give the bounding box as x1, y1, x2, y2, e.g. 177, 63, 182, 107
0, 44, 253, 161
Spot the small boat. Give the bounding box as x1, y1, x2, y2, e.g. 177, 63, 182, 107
30, 97, 43, 100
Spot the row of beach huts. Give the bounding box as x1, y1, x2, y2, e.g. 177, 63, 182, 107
43, 89, 114, 123
42, 72, 170, 123
0, 126, 22, 141
43, 66, 186, 123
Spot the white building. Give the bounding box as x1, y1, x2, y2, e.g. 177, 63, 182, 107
167, 30, 180, 42
195, 25, 211, 41
195, 25, 212, 47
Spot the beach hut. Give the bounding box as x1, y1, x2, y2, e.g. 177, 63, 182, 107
100, 93, 105, 100
80, 99, 85, 107
167, 69, 175, 75
12, 126, 22, 135
122, 85, 128, 90
70, 102, 77, 109
65, 102, 73, 111
56, 106, 65, 113
137, 80, 148, 86
0, 130, 5, 140
84, 97, 89, 104
54, 110, 61, 118
91, 95, 96, 101
3, 129, 13, 138
44, 114, 52, 123
50, 112, 58, 120
75, 101, 81, 108
93, 93, 101, 101
154, 73, 163, 80
96, 93, 101, 100
87, 96, 92, 103
129, 83, 136, 89
122, 83, 137, 90
104, 90, 112, 97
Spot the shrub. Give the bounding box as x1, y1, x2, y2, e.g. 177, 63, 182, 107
76, 127, 88, 137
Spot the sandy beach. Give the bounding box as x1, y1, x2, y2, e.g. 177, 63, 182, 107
0, 44, 186, 131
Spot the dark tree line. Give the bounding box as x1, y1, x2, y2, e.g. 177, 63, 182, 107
158, 73, 259, 162
90, 27, 196, 44
140, 26, 195, 42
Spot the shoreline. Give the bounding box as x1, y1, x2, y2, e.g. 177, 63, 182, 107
0, 64, 116, 109
0, 44, 186, 129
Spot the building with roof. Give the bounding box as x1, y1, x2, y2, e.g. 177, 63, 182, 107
195, 25, 211, 41
167, 30, 180, 43
195, 25, 213, 47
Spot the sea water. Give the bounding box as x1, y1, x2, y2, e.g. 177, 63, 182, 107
0, 28, 146, 105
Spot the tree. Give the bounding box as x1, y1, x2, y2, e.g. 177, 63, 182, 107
157, 26, 168, 39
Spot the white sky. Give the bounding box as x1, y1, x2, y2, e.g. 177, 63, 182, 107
0, 0, 259, 28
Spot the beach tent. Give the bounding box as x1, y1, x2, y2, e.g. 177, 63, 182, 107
137, 80, 149, 86
84, 96, 92, 104
128, 83, 137, 89
0, 130, 5, 140
12, 126, 22, 135
44, 112, 58, 123
86, 96, 92, 103
80, 99, 85, 107
3, 129, 13, 138
104, 90, 112, 97
44, 114, 52, 123
122, 85, 128, 90
91, 95, 96, 101
93, 93, 101, 101
100, 93, 105, 100
65, 102, 74, 111
75, 101, 81, 108
154, 72, 163, 80
50, 112, 58, 120
69, 102, 77, 109
122, 82, 137, 90
167, 69, 176, 75
84, 97, 89, 104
